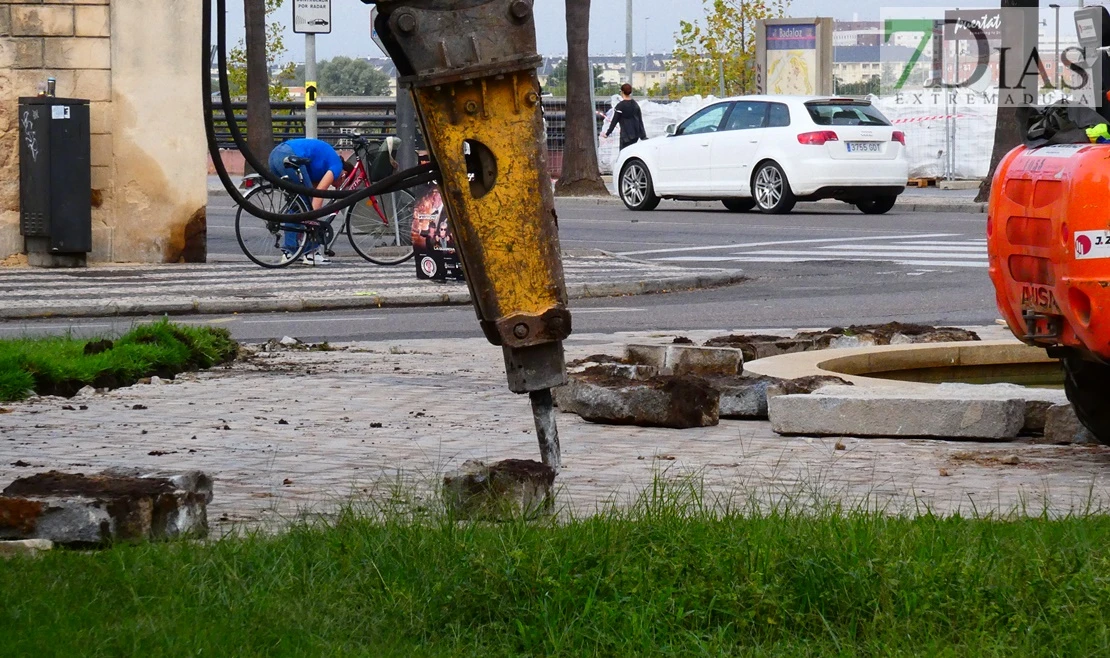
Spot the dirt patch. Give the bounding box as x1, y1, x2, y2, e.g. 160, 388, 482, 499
3, 471, 176, 498
0, 253, 28, 268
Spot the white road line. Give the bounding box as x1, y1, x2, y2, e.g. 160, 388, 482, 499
815, 244, 985, 252
748, 249, 986, 259
656, 255, 987, 268
571, 307, 646, 314
901, 240, 987, 245
0, 323, 113, 331
617, 233, 959, 256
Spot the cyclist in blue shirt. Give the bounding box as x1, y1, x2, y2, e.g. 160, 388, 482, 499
268, 138, 345, 265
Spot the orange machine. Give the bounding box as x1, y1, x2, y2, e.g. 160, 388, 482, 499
988, 142, 1110, 443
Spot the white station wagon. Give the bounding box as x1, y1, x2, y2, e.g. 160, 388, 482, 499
614, 96, 910, 215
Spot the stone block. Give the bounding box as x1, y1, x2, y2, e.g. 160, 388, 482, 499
0, 37, 43, 69
0, 7, 11, 37
666, 345, 744, 376
71, 68, 111, 101
89, 101, 111, 134
11, 6, 75, 37
90, 132, 112, 166
74, 5, 109, 38
589, 363, 658, 381
930, 383, 1067, 434
557, 374, 719, 429
1038, 404, 1098, 445
624, 344, 666, 368
704, 334, 812, 362
0, 470, 212, 546
769, 389, 1026, 439
443, 459, 554, 520
766, 376, 853, 399
43, 36, 110, 69
0, 539, 53, 559
708, 375, 781, 420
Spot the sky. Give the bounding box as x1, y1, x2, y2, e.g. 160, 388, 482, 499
217, 0, 1072, 63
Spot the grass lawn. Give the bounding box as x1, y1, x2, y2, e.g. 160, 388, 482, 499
2, 491, 1109, 656
0, 319, 238, 401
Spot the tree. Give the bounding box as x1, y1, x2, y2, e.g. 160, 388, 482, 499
545, 61, 615, 97
243, 0, 276, 174
318, 57, 392, 97
670, 0, 789, 98
227, 0, 295, 100
554, 0, 608, 196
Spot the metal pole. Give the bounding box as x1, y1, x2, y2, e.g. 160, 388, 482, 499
625, 0, 633, 86
719, 59, 726, 97
1053, 4, 1061, 91
305, 33, 317, 138
643, 17, 650, 95
396, 81, 417, 170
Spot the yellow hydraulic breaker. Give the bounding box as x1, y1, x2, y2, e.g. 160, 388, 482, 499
369, 0, 570, 468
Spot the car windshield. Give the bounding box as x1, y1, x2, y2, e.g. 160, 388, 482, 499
806, 102, 891, 127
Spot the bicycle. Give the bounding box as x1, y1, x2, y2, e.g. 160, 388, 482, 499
336, 136, 416, 266
234, 138, 417, 268
234, 155, 336, 268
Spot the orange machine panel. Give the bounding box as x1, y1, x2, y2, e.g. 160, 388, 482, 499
988, 143, 1110, 358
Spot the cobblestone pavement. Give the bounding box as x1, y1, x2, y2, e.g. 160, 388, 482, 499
2, 330, 1108, 535
0, 254, 744, 319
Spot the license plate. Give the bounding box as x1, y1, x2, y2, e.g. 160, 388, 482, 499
847, 142, 882, 153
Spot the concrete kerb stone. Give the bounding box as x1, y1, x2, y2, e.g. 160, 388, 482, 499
541, 195, 987, 214
769, 389, 1027, 440
0, 270, 744, 320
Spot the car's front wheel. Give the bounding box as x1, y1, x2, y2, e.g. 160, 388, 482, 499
752, 162, 796, 214
619, 159, 661, 211
722, 198, 756, 213
856, 196, 898, 215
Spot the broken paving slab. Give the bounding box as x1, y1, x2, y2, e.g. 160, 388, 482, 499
554, 370, 719, 428
1038, 404, 1098, 445
623, 344, 744, 376
0, 470, 213, 546
769, 385, 1027, 439
442, 459, 555, 520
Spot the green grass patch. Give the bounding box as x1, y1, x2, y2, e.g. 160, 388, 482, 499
2, 489, 1109, 656
0, 319, 238, 401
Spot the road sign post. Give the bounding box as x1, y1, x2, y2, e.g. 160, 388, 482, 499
294, 1, 331, 139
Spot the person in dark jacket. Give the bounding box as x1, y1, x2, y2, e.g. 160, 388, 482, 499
604, 83, 647, 150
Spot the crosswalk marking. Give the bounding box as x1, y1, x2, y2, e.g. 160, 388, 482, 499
647, 234, 988, 269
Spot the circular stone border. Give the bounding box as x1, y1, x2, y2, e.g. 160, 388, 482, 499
744, 340, 1056, 392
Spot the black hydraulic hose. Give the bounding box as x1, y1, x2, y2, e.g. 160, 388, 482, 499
213, 0, 354, 199
202, 0, 437, 222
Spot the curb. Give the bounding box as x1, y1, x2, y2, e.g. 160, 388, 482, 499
0, 271, 747, 320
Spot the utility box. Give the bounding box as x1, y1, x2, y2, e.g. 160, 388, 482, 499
18, 97, 92, 267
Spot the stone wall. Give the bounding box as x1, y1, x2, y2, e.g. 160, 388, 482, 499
0, 0, 206, 263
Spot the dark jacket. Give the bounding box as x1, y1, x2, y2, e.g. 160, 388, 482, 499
605, 98, 647, 148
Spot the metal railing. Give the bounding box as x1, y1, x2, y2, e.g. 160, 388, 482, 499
211, 97, 611, 162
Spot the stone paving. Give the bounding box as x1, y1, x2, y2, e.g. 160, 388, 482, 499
2, 330, 1109, 536
0, 253, 744, 319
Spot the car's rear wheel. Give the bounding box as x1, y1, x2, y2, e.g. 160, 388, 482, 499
856, 196, 898, 215
722, 198, 756, 213
1062, 353, 1110, 445
752, 162, 796, 214
619, 159, 661, 211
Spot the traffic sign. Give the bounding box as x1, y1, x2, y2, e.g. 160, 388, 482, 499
370, 6, 387, 55
293, 0, 331, 35
305, 81, 318, 108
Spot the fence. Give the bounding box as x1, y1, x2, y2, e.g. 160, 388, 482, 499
211, 97, 615, 176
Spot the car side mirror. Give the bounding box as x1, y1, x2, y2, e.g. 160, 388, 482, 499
666, 123, 676, 136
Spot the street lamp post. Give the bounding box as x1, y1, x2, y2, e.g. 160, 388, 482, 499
1049, 3, 1061, 91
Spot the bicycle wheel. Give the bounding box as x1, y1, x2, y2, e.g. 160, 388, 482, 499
347, 189, 416, 266
235, 185, 308, 268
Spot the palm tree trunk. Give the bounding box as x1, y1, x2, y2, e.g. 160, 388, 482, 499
244, 0, 275, 174
554, 0, 608, 196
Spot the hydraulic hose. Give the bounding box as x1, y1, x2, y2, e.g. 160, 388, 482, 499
203, 0, 437, 223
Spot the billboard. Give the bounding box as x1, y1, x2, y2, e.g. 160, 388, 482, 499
755, 18, 834, 96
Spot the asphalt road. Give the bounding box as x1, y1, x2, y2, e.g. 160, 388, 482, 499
0, 196, 996, 341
